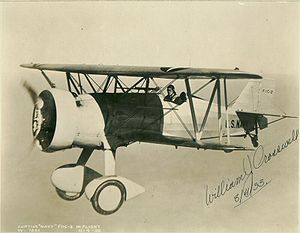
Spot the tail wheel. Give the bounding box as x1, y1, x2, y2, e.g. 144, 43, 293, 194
55, 188, 83, 201
91, 180, 126, 215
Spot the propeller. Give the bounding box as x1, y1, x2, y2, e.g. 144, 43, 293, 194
21, 80, 42, 152
22, 80, 38, 104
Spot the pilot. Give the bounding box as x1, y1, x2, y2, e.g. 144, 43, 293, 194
174, 92, 187, 105
164, 85, 177, 102
164, 85, 187, 105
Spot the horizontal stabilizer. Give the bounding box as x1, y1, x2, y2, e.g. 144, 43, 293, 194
237, 111, 297, 119
236, 111, 267, 132
235, 110, 297, 133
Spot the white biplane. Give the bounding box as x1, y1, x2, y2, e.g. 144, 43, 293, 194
21, 63, 296, 215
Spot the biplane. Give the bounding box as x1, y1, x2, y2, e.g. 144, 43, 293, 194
21, 63, 296, 215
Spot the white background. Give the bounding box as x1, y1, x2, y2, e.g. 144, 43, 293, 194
1, 2, 299, 232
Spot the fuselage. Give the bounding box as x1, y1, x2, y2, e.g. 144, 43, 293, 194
33, 89, 245, 152
162, 96, 243, 139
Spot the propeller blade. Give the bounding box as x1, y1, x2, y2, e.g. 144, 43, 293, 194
21, 81, 42, 155
20, 138, 38, 164
29, 138, 37, 151
22, 81, 38, 104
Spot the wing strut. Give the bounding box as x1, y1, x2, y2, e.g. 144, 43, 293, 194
125, 77, 145, 93
192, 79, 215, 96
185, 79, 198, 140
115, 76, 126, 93
66, 72, 87, 94
78, 73, 83, 94
216, 79, 222, 142
197, 80, 218, 140
224, 78, 230, 144
83, 73, 97, 93
66, 72, 80, 94
103, 76, 112, 93
41, 71, 56, 88
195, 78, 231, 144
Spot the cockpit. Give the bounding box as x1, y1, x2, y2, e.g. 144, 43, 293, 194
163, 85, 187, 105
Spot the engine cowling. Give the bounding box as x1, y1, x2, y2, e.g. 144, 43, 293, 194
33, 89, 106, 152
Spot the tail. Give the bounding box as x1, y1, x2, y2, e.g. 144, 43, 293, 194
232, 79, 282, 115
231, 79, 296, 147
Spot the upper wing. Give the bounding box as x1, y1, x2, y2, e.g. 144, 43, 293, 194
20, 63, 262, 80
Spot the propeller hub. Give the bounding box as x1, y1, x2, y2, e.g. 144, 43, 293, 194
32, 98, 44, 138
32, 90, 57, 151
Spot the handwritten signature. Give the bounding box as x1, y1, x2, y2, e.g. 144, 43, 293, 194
205, 128, 298, 208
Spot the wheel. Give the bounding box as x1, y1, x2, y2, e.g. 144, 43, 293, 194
55, 188, 83, 201
91, 180, 126, 215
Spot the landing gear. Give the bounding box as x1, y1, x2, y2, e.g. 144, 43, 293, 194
52, 164, 101, 201
51, 147, 145, 215
246, 122, 259, 147
51, 148, 95, 201
250, 134, 259, 147
91, 179, 126, 215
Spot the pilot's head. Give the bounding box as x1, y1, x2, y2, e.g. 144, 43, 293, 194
167, 85, 175, 96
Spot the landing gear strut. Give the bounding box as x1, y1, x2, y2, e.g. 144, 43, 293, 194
246, 122, 259, 147
250, 134, 259, 147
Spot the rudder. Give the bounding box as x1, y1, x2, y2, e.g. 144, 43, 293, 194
232, 79, 280, 114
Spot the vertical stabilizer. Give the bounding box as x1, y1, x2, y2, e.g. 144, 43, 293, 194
232, 79, 283, 115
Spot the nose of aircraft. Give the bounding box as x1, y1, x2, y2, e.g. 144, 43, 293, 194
32, 89, 107, 152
